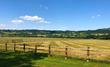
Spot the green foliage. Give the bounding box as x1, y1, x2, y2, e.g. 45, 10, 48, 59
0, 28, 110, 39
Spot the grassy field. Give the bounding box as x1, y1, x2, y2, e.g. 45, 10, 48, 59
0, 37, 110, 61
0, 51, 110, 67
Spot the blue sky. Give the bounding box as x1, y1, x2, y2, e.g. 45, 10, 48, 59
0, 0, 110, 30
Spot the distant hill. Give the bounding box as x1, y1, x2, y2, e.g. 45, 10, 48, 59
0, 28, 110, 39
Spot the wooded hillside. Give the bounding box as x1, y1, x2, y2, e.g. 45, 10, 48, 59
0, 28, 110, 39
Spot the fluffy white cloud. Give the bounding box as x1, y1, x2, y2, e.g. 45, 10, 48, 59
0, 24, 6, 29
11, 15, 48, 24
20, 15, 43, 22
11, 19, 23, 24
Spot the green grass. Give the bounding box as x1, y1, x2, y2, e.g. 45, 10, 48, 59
0, 51, 110, 67
34, 57, 110, 67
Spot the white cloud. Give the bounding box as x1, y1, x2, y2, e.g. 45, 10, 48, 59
19, 15, 48, 23
0, 24, 6, 29
11, 19, 24, 24
20, 16, 42, 21
11, 15, 49, 24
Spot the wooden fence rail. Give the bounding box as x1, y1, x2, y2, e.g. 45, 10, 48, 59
87, 47, 90, 62
5, 43, 7, 51
23, 44, 26, 52
14, 43, 16, 52
48, 45, 51, 56
2, 43, 103, 62
35, 45, 37, 53
65, 46, 68, 60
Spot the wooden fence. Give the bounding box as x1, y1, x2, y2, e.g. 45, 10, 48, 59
0, 43, 110, 62
0, 43, 90, 59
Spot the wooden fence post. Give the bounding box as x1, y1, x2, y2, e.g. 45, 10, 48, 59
65, 46, 68, 60
87, 46, 90, 62
14, 43, 16, 52
5, 43, 7, 51
35, 45, 37, 53
48, 45, 51, 56
23, 44, 26, 52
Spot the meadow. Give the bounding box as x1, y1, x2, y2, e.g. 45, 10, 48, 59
0, 37, 110, 62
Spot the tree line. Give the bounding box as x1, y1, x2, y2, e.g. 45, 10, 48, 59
0, 28, 110, 39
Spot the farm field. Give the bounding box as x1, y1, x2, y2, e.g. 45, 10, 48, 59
0, 37, 110, 61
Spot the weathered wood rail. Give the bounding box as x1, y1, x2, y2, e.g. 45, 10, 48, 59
0, 42, 110, 62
